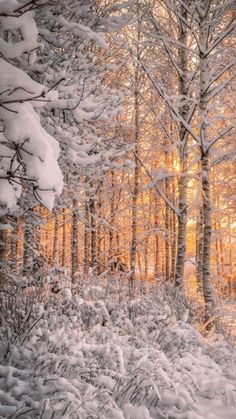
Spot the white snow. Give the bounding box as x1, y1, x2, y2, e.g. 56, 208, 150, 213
0, 8, 63, 212
48, 14, 107, 49
0, 0, 18, 15
61, 288, 72, 301
0, 280, 235, 419
0, 12, 39, 61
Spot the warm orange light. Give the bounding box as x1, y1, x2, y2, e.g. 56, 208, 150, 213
173, 160, 181, 173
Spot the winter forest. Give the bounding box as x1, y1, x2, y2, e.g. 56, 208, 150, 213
0, 0, 236, 418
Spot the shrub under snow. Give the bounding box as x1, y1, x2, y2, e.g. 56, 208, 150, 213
0, 278, 235, 418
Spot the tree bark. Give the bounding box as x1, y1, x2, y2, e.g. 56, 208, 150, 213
0, 216, 8, 288
23, 210, 34, 276
171, 193, 177, 279
164, 187, 171, 281
199, 14, 215, 320
201, 152, 215, 319
71, 199, 79, 282
196, 205, 204, 293
154, 197, 160, 278
52, 211, 59, 264
10, 216, 19, 274
175, 4, 189, 289
84, 201, 90, 275
130, 61, 140, 285
90, 197, 97, 270
61, 207, 66, 267
108, 170, 115, 264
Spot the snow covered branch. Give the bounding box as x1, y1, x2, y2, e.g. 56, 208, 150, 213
0, 1, 63, 213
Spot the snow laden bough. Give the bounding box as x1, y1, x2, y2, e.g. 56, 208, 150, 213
0, 1, 63, 212
0, 60, 63, 211
0, 4, 59, 210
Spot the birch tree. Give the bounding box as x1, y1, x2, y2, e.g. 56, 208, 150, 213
174, 2, 192, 288
194, 0, 236, 319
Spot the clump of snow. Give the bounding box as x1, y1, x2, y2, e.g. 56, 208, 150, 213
0, 1, 18, 16
0, 12, 39, 61
123, 403, 152, 419
61, 287, 72, 301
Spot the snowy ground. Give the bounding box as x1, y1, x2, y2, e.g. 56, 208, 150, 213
218, 302, 236, 347
198, 397, 236, 419
0, 277, 236, 418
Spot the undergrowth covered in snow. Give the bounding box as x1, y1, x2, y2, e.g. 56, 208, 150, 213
0, 277, 235, 418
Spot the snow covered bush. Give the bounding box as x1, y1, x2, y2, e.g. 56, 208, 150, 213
0, 278, 235, 418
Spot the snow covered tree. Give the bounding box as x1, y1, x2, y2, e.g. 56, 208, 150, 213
193, 0, 236, 319
0, 0, 132, 284
0, 0, 62, 285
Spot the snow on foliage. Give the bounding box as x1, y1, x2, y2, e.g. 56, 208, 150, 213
0, 279, 235, 418
31, 0, 132, 211
0, 1, 64, 213
0, 0, 126, 214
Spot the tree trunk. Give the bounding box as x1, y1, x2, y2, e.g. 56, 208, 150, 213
23, 210, 34, 276
71, 199, 79, 282
199, 15, 215, 321
90, 198, 97, 270
84, 202, 90, 275
175, 5, 189, 289
165, 196, 171, 281
171, 200, 177, 280
130, 145, 139, 284
96, 200, 104, 274
61, 208, 66, 266
130, 76, 140, 284
164, 150, 171, 281
196, 205, 204, 293
108, 170, 115, 264
201, 152, 215, 319
10, 216, 19, 274
154, 200, 160, 278
45, 217, 51, 263
144, 237, 149, 279
0, 216, 8, 288
52, 211, 59, 264
228, 215, 233, 277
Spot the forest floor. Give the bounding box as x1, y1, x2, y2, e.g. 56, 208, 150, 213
198, 397, 236, 419
0, 276, 236, 418
219, 302, 236, 346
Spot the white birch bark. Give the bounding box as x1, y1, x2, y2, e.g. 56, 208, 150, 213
175, 4, 189, 289
89, 197, 97, 270
109, 170, 115, 264
196, 205, 204, 293
164, 154, 171, 280
130, 107, 139, 284
83, 201, 90, 275
154, 196, 160, 278
199, 10, 215, 320
130, 12, 141, 286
